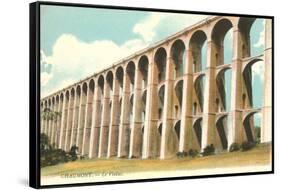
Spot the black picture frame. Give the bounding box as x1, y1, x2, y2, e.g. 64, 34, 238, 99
29, 1, 274, 188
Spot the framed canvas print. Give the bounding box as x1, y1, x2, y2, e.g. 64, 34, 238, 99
29, 1, 274, 188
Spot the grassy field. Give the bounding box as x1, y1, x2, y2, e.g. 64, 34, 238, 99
41, 143, 271, 177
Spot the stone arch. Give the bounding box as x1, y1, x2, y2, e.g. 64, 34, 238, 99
189, 30, 208, 72
97, 75, 104, 111
216, 114, 228, 150
141, 90, 147, 123
170, 39, 186, 79
76, 84, 81, 96
243, 58, 263, 73
174, 120, 181, 150
194, 74, 206, 113
138, 55, 149, 89
126, 61, 136, 91
65, 90, 70, 100
52, 96, 55, 106
129, 94, 134, 123
154, 47, 167, 83
116, 66, 124, 98
242, 58, 264, 108
97, 75, 105, 107
174, 80, 183, 118
243, 111, 260, 142
211, 18, 233, 66
106, 71, 114, 90
193, 117, 203, 148
60, 92, 64, 102
89, 79, 95, 93
216, 67, 232, 112
158, 84, 165, 120
48, 98, 51, 107
98, 75, 104, 90
82, 82, 87, 95
116, 66, 124, 87
238, 17, 257, 58
70, 87, 75, 99
55, 94, 59, 103
158, 122, 163, 136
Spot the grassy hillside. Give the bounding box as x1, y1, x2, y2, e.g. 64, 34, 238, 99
41, 143, 271, 176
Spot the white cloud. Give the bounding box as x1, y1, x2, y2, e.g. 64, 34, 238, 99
41, 13, 209, 97
41, 72, 53, 87
133, 13, 166, 42
254, 20, 265, 48
40, 51, 53, 87
41, 34, 148, 97
133, 12, 208, 43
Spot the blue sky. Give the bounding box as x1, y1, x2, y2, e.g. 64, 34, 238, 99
41, 6, 147, 55
40, 5, 265, 126
40, 5, 208, 97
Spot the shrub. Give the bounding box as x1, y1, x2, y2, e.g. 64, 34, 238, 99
202, 144, 215, 156
69, 145, 79, 161
40, 134, 80, 167
188, 149, 199, 158
176, 151, 188, 158
241, 141, 256, 151
229, 143, 240, 152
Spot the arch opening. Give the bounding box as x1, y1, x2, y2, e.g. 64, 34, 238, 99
216, 115, 228, 150
174, 80, 183, 119
116, 66, 124, 96
158, 85, 165, 120
238, 17, 264, 58
194, 74, 206, 113
171, 40, 186, 79
216, 68, 232, 112
211, 19, 233, 66
139, 56, 149, 89
243, 59, 264, 109
193, 118, 202, 148
154, 48, 167, 83
243, 112, 261, 143
174, 120, 181, 140
189, 30, 207, 72
126, 62, 136, 93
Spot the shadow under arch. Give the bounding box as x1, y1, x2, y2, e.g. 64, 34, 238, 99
211, 18, 233, 66
243, 110, 260, 142
189, 30, 208, 73
154, 47, 167, 83
193, 117, 203, 148
215, 114, 228, 150
174, 80, 183, 119
170, 39, 186, 79
242, 58, 264, 108
216, 67, 232, 112
238, 17, 257, 58
174, 120, 181, 142
138, 55, 149, 89
194, 73, 206, 112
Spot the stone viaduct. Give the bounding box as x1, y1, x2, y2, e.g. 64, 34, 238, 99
40, 15, 272, 159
